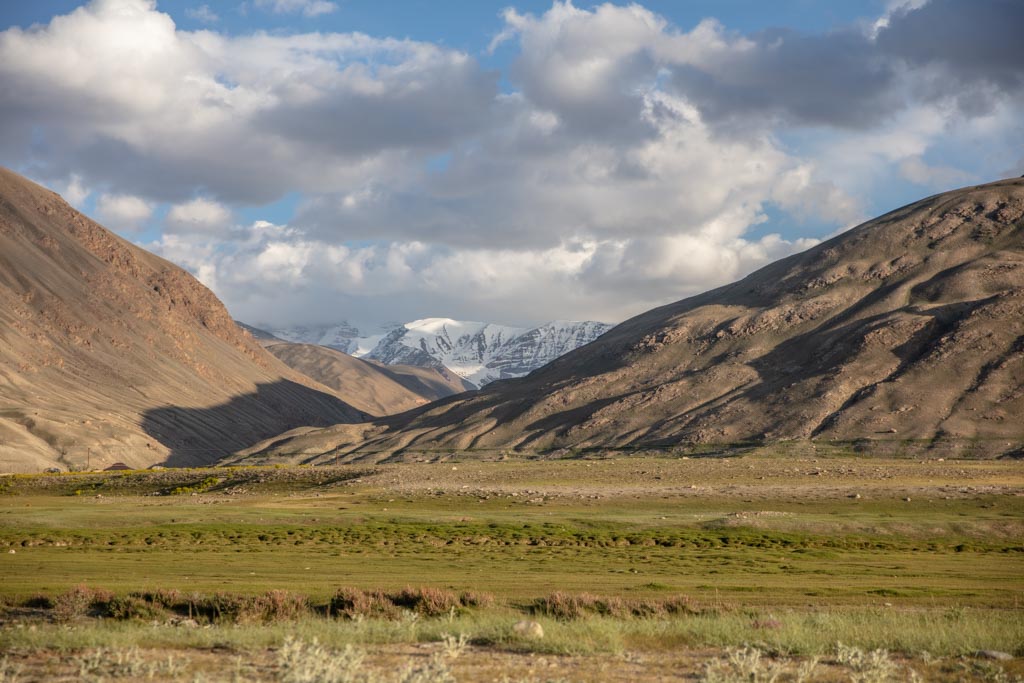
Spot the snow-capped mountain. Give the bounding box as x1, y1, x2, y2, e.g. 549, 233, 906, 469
263, 318, 613, 386
266, 321, 394, 356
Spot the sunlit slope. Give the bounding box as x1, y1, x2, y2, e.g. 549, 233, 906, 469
0, 167, 362, 472
237, 178, 1024, 462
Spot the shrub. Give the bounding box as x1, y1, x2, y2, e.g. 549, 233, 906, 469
102, 595, 166, 621
248, 590, 310, 623
52, 585, 112, 622
835, 643, 901, 683
191, 592, 244, 623
184, 590, 310, 624
166, 476, 220, 496
138, 588, 183, 610
391, 586, 461, 617
661, 595, 697, 615
22, 594, 54, 609
701, 646, 788, 683
458, 590, 494, 609
533, 592, 695, 620
533, 591, 594, 619
277, 636, 365, 683
329, 587, 400, 620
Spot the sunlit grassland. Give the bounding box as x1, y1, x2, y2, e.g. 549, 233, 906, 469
2, 609, 1022, 658
1, 454, 1022, 662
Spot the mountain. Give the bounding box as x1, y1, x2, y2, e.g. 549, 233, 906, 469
257, 339, 474, 416
265, 321, 390, 356
0, 167, 363, 473
267, 318, 614, 386
235, 321, 284, 342
233, 177, 1024, 464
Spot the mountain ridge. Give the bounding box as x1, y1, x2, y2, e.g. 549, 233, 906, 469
0, 167, 363, 472
265, 317, 613, 386
232, 177, 1024, 464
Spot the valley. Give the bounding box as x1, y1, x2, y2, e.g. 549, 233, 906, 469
2, 0, 1022, 679
1, 454, 1021, 680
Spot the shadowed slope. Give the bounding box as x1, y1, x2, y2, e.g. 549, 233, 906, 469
0, 167, 362, 472
261, 341, 473, 416
233, 178, 1024, 463
367, 359, 476, 400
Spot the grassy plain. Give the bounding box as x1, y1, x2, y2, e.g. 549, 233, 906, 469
0, 452, 1021, 680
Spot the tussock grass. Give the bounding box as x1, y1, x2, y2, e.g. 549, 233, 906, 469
2, 593, 1020, 658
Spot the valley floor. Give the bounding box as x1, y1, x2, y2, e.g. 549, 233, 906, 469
0, 453, 1021, 681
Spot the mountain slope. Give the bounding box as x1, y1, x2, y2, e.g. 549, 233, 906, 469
364, 318, 614, 386
235, 177, 1024, 463
260, 340, 472, 416
364, 360, 476, 401
0, 167, 363, 472
266, 321, 379, 355
269, 318, 614, 386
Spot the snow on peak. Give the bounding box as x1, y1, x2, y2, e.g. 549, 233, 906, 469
259, 317, 614, 386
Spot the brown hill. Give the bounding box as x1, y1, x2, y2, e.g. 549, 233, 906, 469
260, 340, 473, 416
0, 167, 363, 472
234, 177, 1024, 463
368, 359, 476, 401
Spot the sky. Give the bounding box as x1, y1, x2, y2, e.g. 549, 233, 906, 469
1, 0, 1022, 328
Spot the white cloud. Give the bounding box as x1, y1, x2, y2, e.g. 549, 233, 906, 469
95, 192, 152, 230
0, 0, 495, 203
56, 173, 91, 208
185, 5, 218, 23
3, 0, 1022, 327
149, 218, 817, 327
252, 0, 337, 18
165, 197, 232, 234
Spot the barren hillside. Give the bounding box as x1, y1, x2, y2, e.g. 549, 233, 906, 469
261, 340, 473, 416
0, 168, 363, 472
235, 178, 1024, 463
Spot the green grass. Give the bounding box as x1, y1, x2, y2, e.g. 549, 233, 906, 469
1, 501, 1019, 606
1, 455, 1022, 663
1, 606, 1020, 658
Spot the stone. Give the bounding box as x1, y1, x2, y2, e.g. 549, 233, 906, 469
512, 620, 544, 639
976, 650, 1013, 661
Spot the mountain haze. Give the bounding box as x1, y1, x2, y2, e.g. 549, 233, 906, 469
0, 168, 363, 472
235, 178, 1024, 463
268, 318, 613, 386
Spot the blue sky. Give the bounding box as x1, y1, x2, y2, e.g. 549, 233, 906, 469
5, 1, 889, 49
1, 0, 1021, 327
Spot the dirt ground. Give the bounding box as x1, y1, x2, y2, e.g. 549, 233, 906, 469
3, 640, 1021, 682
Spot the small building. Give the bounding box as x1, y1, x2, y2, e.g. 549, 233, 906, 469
104, 462, 132, 471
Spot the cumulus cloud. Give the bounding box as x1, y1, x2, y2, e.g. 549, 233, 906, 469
149, 221, 818, 327
165, 197, 232, 234
95, 192, 152, 231
56, 173, 91, 208
877, 0, 1024, 92
0, 0, 496, 203
2, 0, 1021, 327
661, 2, 1024, 132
